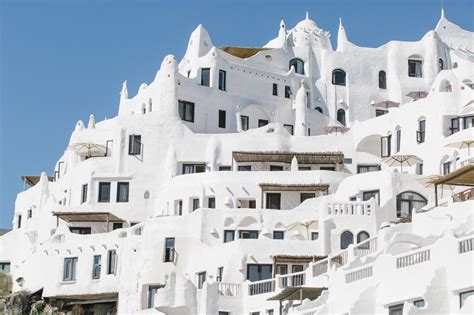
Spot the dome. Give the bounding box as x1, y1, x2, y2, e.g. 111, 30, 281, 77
295, 18, 320, 33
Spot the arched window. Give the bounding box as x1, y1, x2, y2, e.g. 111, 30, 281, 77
378, 71, 387, 89
289, 58, 304, 75
332, 69, 346, 86
438, 59, 444, 71
357, 231, 370, 243
337, 109, 346, 126
340, 231, 353, 249
396, 191, 427, 217
315, 107, 323, 113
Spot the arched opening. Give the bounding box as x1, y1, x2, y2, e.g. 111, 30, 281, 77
315, 107, 323, 113
355, 134, 383, 158
357, 231, 370, 243
396, 191, 427, 217
337, 109, 346, 126
332, 69, 346, 86
378, 71, 387, 89
289, 58, 304, 75
439, 79, 452, 92
340, 230, 353, 249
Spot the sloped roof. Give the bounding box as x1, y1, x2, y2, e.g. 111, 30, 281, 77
260, 183, 329, 192
21, 176, 54, 186
429, 164, 474, 187
53, 212, 125, 223
233, 151, 344, 164
220, 46, 270, 58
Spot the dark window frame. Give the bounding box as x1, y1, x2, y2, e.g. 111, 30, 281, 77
284, 124, 294, 135
273, 231, 285, 240
92, 255, 101, 279
362, 190, 380, 204
258, 119, 269, 127
241, 115, 249, 131
164, 238, 175, 262
98, 182, 111, 203
178, 100, 195, 123
218, 110, 226, 129
128, 135, 142, 155
272, 83, 278, 96
63, 257, 78, 281
396, 191, 427, 218
81, 183, 88, 204
378, 70, 387, 89
337, 109, 346, 126
200, 68, 210, 87
223, 230, 235, 243
408, 59, 423, 78
116, 182, 129, 203
218, 69, 226, 91
289, 58, 305, 75
340, 231, 353, 250
266, 193, 281, 210
332, 69, 346, 86
300, 193, 316, 203
381, 135, 391, 158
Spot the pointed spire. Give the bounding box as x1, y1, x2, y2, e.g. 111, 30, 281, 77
337, 18, 348, 52
441, 7, 445, 19
277, 18, 287, 48
305, 11, 309, 20
120, 80, 128, 102
87, 114, 95, 129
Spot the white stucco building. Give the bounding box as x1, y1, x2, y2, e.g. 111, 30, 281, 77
1, 9, 473, 315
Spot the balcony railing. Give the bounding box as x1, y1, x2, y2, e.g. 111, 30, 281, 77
248, 278, 275, 296
458, 237, 474, 254
396, 249, 430, 268
327, 200, 374, 216
353, 236, 378, 258
345, 266, 373, 283
217, 282, 241, 297
278, 271, 306, 288
312, 258, 329, 277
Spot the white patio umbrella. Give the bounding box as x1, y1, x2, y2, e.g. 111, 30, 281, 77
444, 128, 474, 155
406, 91, 428, 100
372, 100, 400, 109
325, 124, 349, 135
382, 154, 422, 173
68, 142, 107, 157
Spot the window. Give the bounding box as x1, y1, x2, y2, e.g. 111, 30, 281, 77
224, 230, 235, 243
396, 129, 401, 153
147, 286, 160, 309
218, 70, 226, 91
247, 264, 272, 281
438, 58, 444, 71
340, 231, 353, 249
92, 255, 101, 279
197, 271, 206, 289
408, 59, 423, 78
182, 163, 205, 174
443, 161, 451, 175
70, 227, 91, 235
416, 163, 424, 175
216, 267, 223, 282
460, 290, 474, 308
192, 198, 200, 211
320, 166, 336, 171
164, 238, 175, 262
117, 182, 129, 202
337, 109, 346, 126
0, 262, 10, 273
378, 70, 386, 89
241, 115, 249, 131
176, 200, 183, 216
270, 165, 283, 171
250, 312, 260, 315
219, 166, 231, 171
272, 83, 278, 96
273, 231, 284, 240
289, 58, 304, 74
357, 165, 380, 173
375, 109, 387, 117
396, 191, 427, 217
128, 135, 142, 155
381, 135, 391, 157
178, 100, 195, 122
267, 310, 274, 315
113, 223, 123, 230
450, 118, 460, 134
208, 197, 216, 209
238, 165, 251, 171
413, 299, 425, 308
107, 250, 118, 275
98, 182, 111, 203
63, 257, 78, 281
311, 232, 319, 240
148, 99, 153, 112
218, 110, 226, 128
284, 124, 294, 135
332, 69, 346, 86
27, 209, 32, 219
266, 193, 281, 210
389, 304, 403, 315
315, 107, 323, 113
218, 312, 230, 315
239, 230, 259, 239
417, 120, 426, 143
363, 190, 380, 205
300, 193, 316, 203
258, 119, 269, 127
357, 231, 370, 247
248, 200, 256, 209
201, 68, 210, 86
299, 166, 311, 171
284, 86, 291, 98
81, 184, 88, 204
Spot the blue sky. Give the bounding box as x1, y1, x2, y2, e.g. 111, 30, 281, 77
0, 0, 472, 228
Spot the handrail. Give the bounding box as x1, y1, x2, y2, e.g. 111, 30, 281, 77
278, 270, 306, 288
327, 200, 374, 216
353, 236, 379, 258
217, 282, 241, 297
248, 278, 275, 296
458, 236, 474, 254
396, 248, 430, 268
345, 266, 373, 283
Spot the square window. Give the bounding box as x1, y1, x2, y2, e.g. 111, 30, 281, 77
239, 230, 259, 239
192, 198, 200, 211
208, 197, 216, 209
178, 100, 195, 122
284, 124, 294, 135
113, 223, 123, 230
258, 119, 269, 127
408, 59, 423, 78
128, 135, 142, 155
311, 232, 319, 240
363, 190, 380, 205
224, 230, 235, 243
388, 304, 403, 315
300, 193, 316, 203
238, 165, 251, 171
63, 257, 78, 281
219, 166, 231, 171
117, 182, 129, 202
98, 182, 111, 203
266, 193, 281, 210
273, 231, 284, 240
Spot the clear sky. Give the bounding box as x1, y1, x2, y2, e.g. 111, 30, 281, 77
0, 0, 472, 228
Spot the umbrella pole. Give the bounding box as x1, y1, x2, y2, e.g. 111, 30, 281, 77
435, 184, 438, 207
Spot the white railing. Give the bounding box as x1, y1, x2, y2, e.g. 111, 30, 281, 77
217, 282, 241, 297
248, 278, 275, 296
330, 249, 349, 268
396, 249, 430, 268
345, 266, 373, 283
312, 258, 329, 277
458, 237, 474, 254
353, 236, 378, 258
278, 271, 306, 288
327, 200, 373, 216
